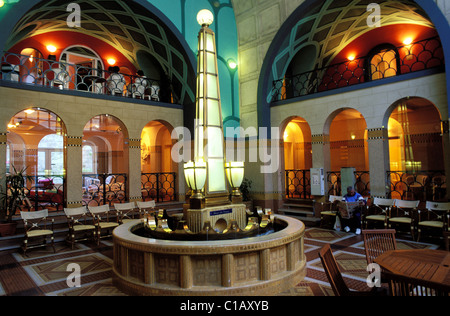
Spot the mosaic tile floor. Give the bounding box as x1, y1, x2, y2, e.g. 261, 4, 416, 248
0, 227, 441, 296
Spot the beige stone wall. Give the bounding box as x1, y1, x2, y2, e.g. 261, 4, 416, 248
232, 0, 305, 130
0, 86, 184, 205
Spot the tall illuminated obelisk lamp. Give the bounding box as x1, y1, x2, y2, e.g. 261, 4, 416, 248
184, 9, 246, 233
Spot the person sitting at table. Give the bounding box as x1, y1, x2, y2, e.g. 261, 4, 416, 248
133, 70, 148, 98
107, 66, 125, 96
338, 186, 366, 235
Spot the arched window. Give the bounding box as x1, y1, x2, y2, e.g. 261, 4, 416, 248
367, 44, 400, 81
38, 134, 64, 176
82, 143, 95, 173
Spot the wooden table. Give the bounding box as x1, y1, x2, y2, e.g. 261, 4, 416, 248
375, 249, 450, 286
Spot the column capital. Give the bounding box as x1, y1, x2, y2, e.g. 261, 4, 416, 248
367, 127, 388, 140
67, 135, 83, 147
442, 120, 449, 134
128, 138, 141, 149
0, 132, 6, 144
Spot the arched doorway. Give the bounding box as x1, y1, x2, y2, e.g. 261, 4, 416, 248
7, 107, 66, 211
282, 117, 312, 199
386, 97, 446, 201
82, 114, 129, 206
327, 108, 369, 196
140, 121, 177, 202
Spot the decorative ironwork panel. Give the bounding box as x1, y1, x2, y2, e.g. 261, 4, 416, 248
82, 173, 127, 206
141, 172, 177, 203
387, 170, 446, 202
285, 169, 311, 199
1, 52, 164, 102
21, 174, 65, 211
271, 37, 444, 102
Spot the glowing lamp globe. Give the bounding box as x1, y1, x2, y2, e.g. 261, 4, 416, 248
197, 9, 214, 26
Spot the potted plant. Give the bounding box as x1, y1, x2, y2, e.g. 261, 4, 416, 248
0, 166, 32, 236
240, 177, 253, 210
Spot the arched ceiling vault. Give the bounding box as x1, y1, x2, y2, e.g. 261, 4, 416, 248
7, 0, 196, 105
273, 0, 434, 80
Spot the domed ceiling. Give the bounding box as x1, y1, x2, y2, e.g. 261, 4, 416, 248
271, 0, 435, 82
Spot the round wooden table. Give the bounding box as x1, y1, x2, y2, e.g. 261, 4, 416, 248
375, 249, 450, 286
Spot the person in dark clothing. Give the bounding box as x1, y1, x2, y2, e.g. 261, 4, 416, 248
339, 186, 366, 234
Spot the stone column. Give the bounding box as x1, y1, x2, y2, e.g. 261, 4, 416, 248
66, 136, 83, 208
0, 133, 7, 201
367, 128, 390, 198
442, 120, 450, 200
127, 138, 142, 203
311, 134, 328, 203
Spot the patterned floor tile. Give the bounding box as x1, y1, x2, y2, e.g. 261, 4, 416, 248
48, 279, 127, 296
23, 253, 112, 286
0, 225, 443, 296
12, 243, 90, 262
304, 228, 355, 243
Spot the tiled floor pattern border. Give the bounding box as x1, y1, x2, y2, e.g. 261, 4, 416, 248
0, 228, 440, 296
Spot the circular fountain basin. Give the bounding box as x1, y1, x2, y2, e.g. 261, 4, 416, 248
112, 215, 306, 296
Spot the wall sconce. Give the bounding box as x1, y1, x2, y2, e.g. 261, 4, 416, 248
107, 58, 116, 66
403, 37, 414, 60
347, 54, 356, 61
227, 58, 237, 70
403, 37, 413, 45
225, 161, 244, 203
47, 45, 57, 53
184, 159, 207, 209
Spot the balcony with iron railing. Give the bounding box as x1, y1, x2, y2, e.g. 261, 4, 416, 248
0, 51, 174, 103
271, 36, 445, 102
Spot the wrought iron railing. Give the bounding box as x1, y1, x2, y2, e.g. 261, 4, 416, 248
387, 170, 446, 202
22, 174, 65, 211
272, 36, 444, 102
82, 173, 127, 207
355, 171, 371, 197
0, 51, 169, 102
327, 171, 370, 198
285, 169, 311, 199
141, 172, 177, 203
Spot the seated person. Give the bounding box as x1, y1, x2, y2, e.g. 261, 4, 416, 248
106, 66, 125, 95
338, 186, 366, 235
133, 70, 148, 98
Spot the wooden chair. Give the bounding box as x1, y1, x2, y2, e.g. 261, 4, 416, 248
320, 195, 342, 228
114, 202, 139, 224
318, 244, 385, 296
362, 229, 397, 265
382, 270, 450, 296
64, 206, 97, 249
444, 231, 450, 251
417, 201, 450, 242
20, 209, 55, 254
363, 197, 394, 229
88, 204, 119, 244
136, 200, 156, 217
388, 199, 419, 239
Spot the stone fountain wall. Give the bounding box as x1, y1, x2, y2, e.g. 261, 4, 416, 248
112, 215, 306, 296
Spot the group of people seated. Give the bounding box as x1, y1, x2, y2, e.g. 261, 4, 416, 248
106, 67, 148, 98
